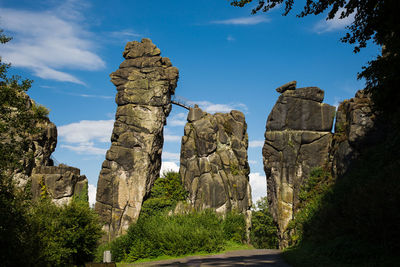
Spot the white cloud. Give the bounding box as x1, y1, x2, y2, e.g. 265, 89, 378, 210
168, 112, 187, 127
249, 172, 267, 204
0, 5, 105, 84
110, 29, 141, 38
61, 143, 107, 155
160, 161, 180, 176
249, 140, 264, 148
193, 101, 248, 114
211, 16, 270, 25
88, 183, 96, 208
248, 160, 258, 165
314, 10, 355, 34
164, 134, 181, 142
58, 120, 114, 143
162, 152, 180, 162
58, 120, 113, 155
71, 93, 114, 99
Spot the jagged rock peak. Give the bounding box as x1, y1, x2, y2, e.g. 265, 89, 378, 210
276, 80, 297, 93
180, 107, 252, 219
96, 39, 179, 241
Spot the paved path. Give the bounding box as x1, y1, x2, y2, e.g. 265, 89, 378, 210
122, 249, 291, 266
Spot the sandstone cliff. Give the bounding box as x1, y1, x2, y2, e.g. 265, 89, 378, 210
331, 90, 376, 177
262, 85, 336, 247
7, 91, 89, 205
179, 105, 252, 217
95, 39, 179, 240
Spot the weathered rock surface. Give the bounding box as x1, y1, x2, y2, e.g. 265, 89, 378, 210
31, 164, 88, 205
6, 91, 89, 205
179, 106, 252, 217
275, 81, 297, 93
95, 39, 178, 240
263, 86, 335, 248
331, 89, 376, 176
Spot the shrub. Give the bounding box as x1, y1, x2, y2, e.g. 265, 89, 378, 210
250, 197, 278, 248
30, 198, 103, 266
110, 210, 225, 262
222, 210, 246, 243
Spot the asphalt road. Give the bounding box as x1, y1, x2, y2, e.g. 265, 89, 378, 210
123, 249, 292, 266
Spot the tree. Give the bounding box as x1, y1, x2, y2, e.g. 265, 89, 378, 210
250, 197, 278, 248
0, 28, 43, 266
230, 0, 400, 114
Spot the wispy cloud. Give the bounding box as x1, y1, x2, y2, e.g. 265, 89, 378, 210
249, 140, 264, 148
249, 172, 267, 204
167, 112, 187, 127
313, 10, 355, 34
211, 16, 269, 25
0, 4, 105, 84
164, 134, 181, 142
162, 152, 180, 162
58, 120, 113, 155
60, 143, 107, 155
58, 120, 114, 143
193, 101, 248, 114
109, 29, 141, 38
69, 93, 114, 99
227, 35, 235, 42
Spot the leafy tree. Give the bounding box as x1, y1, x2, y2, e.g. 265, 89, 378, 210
0, 29, 45, 267
140, 171, 188, 218
230, 0, 400, 114
250, 197, 278, 248
31, 198, 103, 266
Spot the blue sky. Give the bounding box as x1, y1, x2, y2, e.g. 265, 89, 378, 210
0, 0, 380, 206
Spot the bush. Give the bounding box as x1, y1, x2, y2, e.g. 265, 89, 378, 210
110, 210, 225, 262
140, 171, 187, 218
250, 197, 278, 248
30, 198, 103, 266
222, 210, 246, 243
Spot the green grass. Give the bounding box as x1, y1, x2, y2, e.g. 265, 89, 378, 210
117, 241, 253, 266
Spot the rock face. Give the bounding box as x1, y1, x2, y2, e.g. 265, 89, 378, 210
8, 92, 88, 205
31, 164, 88, 205
95, 39, 179, 240
179, 106, 252, 217
331, 90, 376, 177
263, 86, 336, 247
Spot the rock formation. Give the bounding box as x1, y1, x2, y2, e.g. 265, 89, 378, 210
6, 91, 88, 205
263, 83, 336, 247
31, 164, 88, 205
95, 39, 179, 240
331, 90, 376, 177
179, 105, 252, 218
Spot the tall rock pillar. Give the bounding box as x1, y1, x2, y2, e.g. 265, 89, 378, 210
95, 39, 179, 240
262, 84, 335, 247
179, 106, 252, 218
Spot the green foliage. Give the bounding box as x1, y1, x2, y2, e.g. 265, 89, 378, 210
140, 171, 187, 218
222, 210, 246, 243
286, 167, 334, 246
30, 198, 103, 266
250, 197, 279, 248
32, 102, 50, 119
283, 130, 400, 266
110, 210, 225, 262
